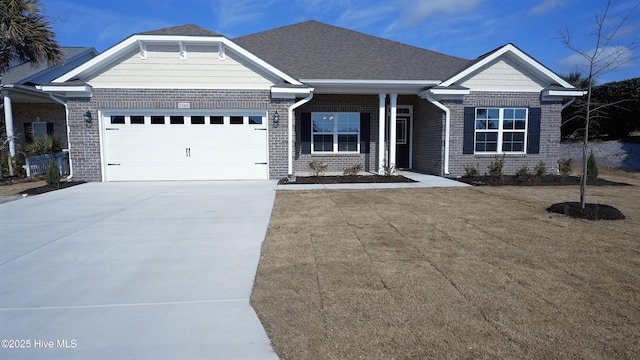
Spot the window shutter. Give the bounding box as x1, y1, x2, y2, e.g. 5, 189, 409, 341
360, 113, 370, 153
24, 123, 34, 143
46, 123, 54, 135
300, 112, 311, 154
527, 107, 541, 154
463, 107, 475, 154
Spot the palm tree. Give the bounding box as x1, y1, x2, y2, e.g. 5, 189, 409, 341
0, 0, 63, 73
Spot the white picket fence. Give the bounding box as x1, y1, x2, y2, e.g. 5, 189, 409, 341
25, 151, 70, 177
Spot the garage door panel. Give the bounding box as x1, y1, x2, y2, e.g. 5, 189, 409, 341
103, 113, 268, 181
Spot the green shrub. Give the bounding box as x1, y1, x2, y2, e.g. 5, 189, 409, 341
343, 164, 363, 176
557, 158, 572, 177
534, 161, 547, 177
463, 164, 479, 178
308, 160, 328, 176
515, 165, 531, 179
488, 155, 505, 180
24, 134, 63, 157
46, 160, 61, 186
587, 150, 598, 180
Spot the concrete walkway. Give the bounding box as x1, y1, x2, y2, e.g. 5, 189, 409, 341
276, 171, 469, 190
0, 181, 279, 360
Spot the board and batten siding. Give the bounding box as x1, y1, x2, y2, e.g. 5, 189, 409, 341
86, 44, 278, 89
457, 54, 549, 92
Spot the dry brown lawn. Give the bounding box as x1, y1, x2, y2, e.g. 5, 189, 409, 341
251, 168, 640, 359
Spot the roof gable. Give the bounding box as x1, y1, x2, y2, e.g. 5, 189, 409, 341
442, 43, 574, 89
234, 20, 471, 81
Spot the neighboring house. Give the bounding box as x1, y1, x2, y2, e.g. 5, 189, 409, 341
41, 21, 583, 182
1, 47, 97, 163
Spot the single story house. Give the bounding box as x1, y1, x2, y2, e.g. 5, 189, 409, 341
1, 47, 97, 172
39, 21, 584, 182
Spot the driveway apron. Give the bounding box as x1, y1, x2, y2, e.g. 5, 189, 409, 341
0, 181, 279, 359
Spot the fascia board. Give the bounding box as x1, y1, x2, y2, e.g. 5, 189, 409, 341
442, 44, 574, 88
53, 35, 301, 86
543, 89, 587, 97
300, 79, 441, 94
271, 86, 313, 99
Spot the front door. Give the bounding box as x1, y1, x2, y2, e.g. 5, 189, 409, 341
395, 107, 412, 169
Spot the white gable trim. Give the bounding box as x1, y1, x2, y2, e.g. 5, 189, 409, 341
53, 34, 301, 86
441, 44, 573, 89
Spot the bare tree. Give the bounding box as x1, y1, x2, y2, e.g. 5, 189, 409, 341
560, 0, 639, 209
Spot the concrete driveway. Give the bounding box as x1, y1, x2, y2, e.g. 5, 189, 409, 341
0, 181, 279, 359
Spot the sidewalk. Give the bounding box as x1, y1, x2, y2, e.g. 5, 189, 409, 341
276, 171, 469, 190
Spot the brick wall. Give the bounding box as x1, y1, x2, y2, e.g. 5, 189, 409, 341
412, 99, 444, 174
66, 88, 293, 181
445, 91, 563, 176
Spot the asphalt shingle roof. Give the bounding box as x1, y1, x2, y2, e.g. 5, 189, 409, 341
234, 20, 471, 81
136, 24, 221, 37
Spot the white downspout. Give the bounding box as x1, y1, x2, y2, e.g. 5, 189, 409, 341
562, 97, 575, 110
287, 90, 314, 176
425, 92, 451, 176
47, 94, 73, 180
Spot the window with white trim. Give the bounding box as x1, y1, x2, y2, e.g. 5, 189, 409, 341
312, 113, 360, 153
475, 108, 527, 153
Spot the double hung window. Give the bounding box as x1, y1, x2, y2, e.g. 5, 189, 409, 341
312, 113, 360, 153
475, 108, 527, 153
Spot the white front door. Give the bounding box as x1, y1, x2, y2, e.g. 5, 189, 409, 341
102, 112, 268, 181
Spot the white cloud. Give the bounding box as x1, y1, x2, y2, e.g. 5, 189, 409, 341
336, 5, 397, 29
398, 0, 483, 25
530, 0, 573, 15
559, 46, 635, 76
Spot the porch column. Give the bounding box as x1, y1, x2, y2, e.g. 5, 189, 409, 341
378, 93, 386, 175
3, 91, 16, 176
389, 93, 398, 175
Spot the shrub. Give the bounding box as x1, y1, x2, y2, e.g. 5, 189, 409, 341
487, 155, 505, 180
381, 159, 394, 176
587, 150, 598, 180
534, 161, 547, 177
557, 158, 572, 177
463, 164, 479, 177
343, 164, 363, 176
46, 160, 61, 186
24, 134, 64, 157
308, 160, 328, 176
515, 165, 531, 179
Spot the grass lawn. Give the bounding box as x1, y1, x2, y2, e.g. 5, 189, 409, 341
251, 168, 640, 359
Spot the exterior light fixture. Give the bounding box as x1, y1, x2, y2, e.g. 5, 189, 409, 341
273, 111, 280, 127
84, 111, 92, 127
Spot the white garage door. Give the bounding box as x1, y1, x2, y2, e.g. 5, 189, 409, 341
102, 112, 268, 181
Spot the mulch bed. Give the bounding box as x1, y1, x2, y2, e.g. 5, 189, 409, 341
21, 181, 86, 195
457, 175, 630, 186
279, 175, 416, 185
548, 202, 626, 220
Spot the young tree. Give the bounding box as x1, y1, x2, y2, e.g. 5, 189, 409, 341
0, 0, 63, 72
560, 0, 639, 209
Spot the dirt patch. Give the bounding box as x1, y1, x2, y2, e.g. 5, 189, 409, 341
19, 181, 86, 195
279, 175, 416, 185
1, 176, 85, 198
252, 170, 640, 359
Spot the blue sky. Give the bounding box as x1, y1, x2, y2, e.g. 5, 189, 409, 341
43, 0, 639, 84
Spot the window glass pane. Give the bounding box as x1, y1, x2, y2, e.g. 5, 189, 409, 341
111, 116, 125, 124
515, 120, 526, 129
476, 108, 487, 119
313, 134, 333, 152
131, 116, 144, 124
312, 113, 334, 133
338, 134, 358, 152
191, 116, 205, 124
515, 109, 527, 119
504, 119, 514, 129
170, 116, 184, 125
249, 116, 262, 125
488, 120, 499, 129
488, 108, 500, 119
504, 108, 514, 119
33, 122, 47, 138
502, 132, 525, 152
230, 116, 243, 125
476, 120, 486, 130
210, 116, 224, 124
475, 131, 498, 152
151, 116, 165, 124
